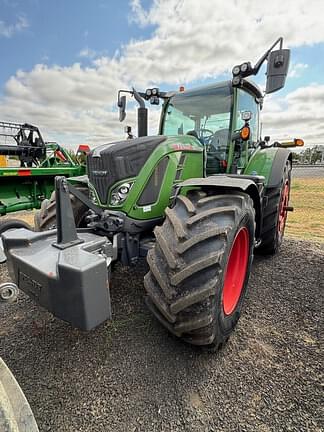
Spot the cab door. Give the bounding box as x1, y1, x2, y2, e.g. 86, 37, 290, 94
233, 88, 260, 170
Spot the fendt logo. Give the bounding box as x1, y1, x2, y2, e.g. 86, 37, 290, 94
92, 170, 108, 176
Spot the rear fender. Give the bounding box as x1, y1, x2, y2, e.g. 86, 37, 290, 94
178, 175, 262, 239
244, 148, 292, 188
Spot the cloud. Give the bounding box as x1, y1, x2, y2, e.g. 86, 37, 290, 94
129, 0, 151, 27
0, 15, 28, 38
0, 0, 324, 147
288, 63, 309, 78
263, 84, 324, 145
125, 0, 324, 84
79, 47, 98, 59
0, 62, 129, 146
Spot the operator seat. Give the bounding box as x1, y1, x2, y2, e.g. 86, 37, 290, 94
209, 128, 229, 150
206, 128, 229, 174
186, 130, 204, 145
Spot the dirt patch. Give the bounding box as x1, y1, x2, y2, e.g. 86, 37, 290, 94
0, 210, 35, 227
0, 239, 323, 431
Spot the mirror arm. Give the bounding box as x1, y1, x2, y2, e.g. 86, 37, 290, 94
252, 37, 283, 75
117, 88, 147, 108
117, 89, 133, 106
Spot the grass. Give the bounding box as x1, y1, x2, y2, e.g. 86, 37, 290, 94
286, 178, 324, 243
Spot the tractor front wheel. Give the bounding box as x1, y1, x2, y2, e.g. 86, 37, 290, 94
144, 190, 255, 350
34, 187, 89, 231
0, 219, 32, 234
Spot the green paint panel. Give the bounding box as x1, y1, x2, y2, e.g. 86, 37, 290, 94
0, 176, 52, 215
243, 147, 278, 185
0, 145, 86, 215
87, 135, 204, 220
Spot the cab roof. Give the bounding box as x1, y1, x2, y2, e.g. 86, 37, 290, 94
167, 79, 263, 101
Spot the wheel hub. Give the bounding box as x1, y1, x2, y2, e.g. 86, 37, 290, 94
222, 227, 249, 315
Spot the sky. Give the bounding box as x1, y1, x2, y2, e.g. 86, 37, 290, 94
0, 0, 324, 149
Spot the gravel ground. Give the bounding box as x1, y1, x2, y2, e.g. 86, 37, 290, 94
0, 238, 323, 432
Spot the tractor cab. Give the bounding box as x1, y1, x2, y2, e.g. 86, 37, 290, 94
160, 80, 262, 175
118, 37, 290, 179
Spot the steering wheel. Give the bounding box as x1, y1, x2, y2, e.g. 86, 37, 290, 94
207, 129, 229, 151
197, 128, 215, 144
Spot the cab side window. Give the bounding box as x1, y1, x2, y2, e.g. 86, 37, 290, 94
237, 89, 259, 145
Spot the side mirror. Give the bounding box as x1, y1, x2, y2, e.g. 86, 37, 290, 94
266, 49, 290, 94
118, 95, 126, 122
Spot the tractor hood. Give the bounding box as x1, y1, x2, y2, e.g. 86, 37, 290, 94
87, 136, 166, 205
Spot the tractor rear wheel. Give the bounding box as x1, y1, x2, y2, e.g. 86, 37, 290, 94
144, 190, 255, 350
34, 186, 89, 231
257, 160, 292, 255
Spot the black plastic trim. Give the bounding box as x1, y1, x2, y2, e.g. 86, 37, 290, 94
267, 148, 292, 188
138, 157, 169, 206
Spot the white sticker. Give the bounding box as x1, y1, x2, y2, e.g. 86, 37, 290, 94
143, 205, 151, 212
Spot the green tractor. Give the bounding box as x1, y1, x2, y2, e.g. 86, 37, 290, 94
1, 38, 303, 350
0, 121, 89, 222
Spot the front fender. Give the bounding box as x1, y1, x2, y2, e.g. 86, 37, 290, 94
244, 148, 292, 188
178, 175, 262, 239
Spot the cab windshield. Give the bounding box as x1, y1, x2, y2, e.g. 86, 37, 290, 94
162, 83, 233, 154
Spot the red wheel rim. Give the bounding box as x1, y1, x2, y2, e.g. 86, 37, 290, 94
278, 180, 290, 235
222, 227, 249, 315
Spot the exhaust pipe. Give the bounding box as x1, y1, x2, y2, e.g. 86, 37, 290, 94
137, 107, 148, 137
133, 88, 148, 137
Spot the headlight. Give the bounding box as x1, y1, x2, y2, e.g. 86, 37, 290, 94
232, 65, 240, 76
240, 62, 248, 73
89, 184, 99, 204
110, 182, 133, 206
